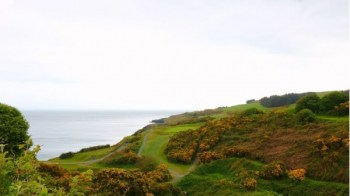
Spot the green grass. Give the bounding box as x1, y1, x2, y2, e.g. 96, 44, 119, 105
317, 115, 349, 122
46, 146, 115, 166
177, 158, 349, 196
221, 102, 270, 113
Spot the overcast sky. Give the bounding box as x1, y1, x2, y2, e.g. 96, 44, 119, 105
0, 0, 348, 111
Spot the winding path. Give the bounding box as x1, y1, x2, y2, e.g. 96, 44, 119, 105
137, 133, 148, 156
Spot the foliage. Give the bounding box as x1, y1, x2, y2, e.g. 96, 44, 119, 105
102, 150, 139, 166
224, 147, 251, 158
288, 169, 306, 182
320, 91, 348, 113
295, 93, 321, 113
240, 107, 264, 116
59, 151, 74, 159
0, 144, 52, 195
198, 151, 224, 164
260, 92, 314, 108
92, 169, 153, 196
147, 164, 172, 182
260, 162, 285, 179
333, 101, 349, 116
177, 158, 349, 196
0, 103, 30, 157
295, 109, 316, 124
246, 99, 256, 104
78, 144, 110, 153
150, 183, 183, 196
165, 130, 199, 164
242, 177, 257, 191
136, 156, 158, 172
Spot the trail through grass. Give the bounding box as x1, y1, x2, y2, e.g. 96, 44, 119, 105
140, 123, 204, 178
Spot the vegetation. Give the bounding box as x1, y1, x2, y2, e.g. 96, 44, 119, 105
0, 90, 348, 195
79, 144, 110, 153
0, 103, 30, 157
259, 92, 314, 108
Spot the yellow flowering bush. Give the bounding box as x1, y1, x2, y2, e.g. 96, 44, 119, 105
242, 177, 257, 191
288, 169, 306, 182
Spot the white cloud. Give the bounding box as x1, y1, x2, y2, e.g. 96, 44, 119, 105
0, 0, 348, 110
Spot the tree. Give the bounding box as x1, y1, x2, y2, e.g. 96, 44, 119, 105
320, 92, 348, 113
0, 103, 30, 157
295, 94, 321, 113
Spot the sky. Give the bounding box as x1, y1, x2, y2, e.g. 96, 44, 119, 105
0, 0, 349, 111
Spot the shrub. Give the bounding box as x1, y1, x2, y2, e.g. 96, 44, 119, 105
332, 101, 349, 116
320, 92, 348, 113
261, 162, 285, 179
59, 152, 74, 159
136, 156, 158, 172
224, 147, 250, 158
198, 151, 223, 164
147, 164, 172, 182
165, 130, 199, 164
246, 99, 256, 104
240, 108, 264, 116
295, 94, 321, 113
288, 169, 306, 182
150, 183, 183, 196
92, 169, 152, 196
78, 144, 110, 153
242, 177, 257, 191
103, 151, 139, 165
38, 163, 68, 178
296, 109, 316, 124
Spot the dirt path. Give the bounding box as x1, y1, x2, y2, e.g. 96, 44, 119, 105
170, 158, 198, 183
137, 133, 148, 156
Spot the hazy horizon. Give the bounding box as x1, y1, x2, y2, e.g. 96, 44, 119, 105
1, 0, 348, 111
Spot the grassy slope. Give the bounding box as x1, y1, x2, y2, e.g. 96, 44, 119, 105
141, 123, 204, 175
45, 90, 348, 195
177, 158, 349, 196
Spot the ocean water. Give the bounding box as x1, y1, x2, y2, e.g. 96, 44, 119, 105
23, 110, 179, 160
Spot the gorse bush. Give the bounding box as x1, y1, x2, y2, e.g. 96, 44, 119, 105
260, 162, 285, 179
288, 169, 306, 182
296, 109, 316, 124
242, 177, 257, 191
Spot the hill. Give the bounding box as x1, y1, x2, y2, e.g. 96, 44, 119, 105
0, 90, 345, 195
39, 90, 349, 195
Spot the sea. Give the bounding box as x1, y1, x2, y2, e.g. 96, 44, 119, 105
22, 110, 180, 160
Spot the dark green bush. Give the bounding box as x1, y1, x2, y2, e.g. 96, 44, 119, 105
79, 144, 110, 153
320, 92, 348, 113
59, 152, 74, 159
296, 109, 316, 124
240, 108, 264, 116
295, 94, 321, 113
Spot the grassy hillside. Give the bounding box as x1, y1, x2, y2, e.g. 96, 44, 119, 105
177, 158, 348, 196
45, 90, 348, 195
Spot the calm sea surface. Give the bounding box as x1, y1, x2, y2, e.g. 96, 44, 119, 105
23, 110, 180, 160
